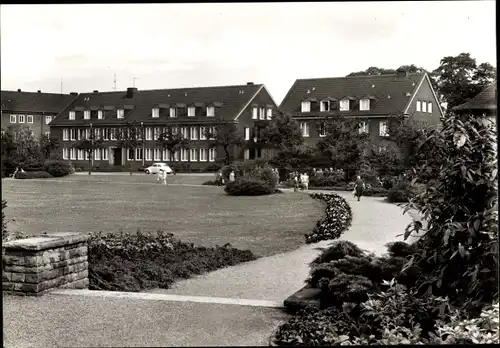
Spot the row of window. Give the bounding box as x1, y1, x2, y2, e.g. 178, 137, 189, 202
252, 107, 273, 120
301, 99, 371, 113
9, 114, 54, 124
62, 147, 217, 162
298, 120, 389, 137
69, 106, 218, 121
416, 101, 433, 113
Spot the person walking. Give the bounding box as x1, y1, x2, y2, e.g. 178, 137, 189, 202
156, 168, 163, 183
303, 172, 309, 190
229, 170, 235, 182
354, 175, 365, 201
293, 172, 299, 192
161, 169, 168, 185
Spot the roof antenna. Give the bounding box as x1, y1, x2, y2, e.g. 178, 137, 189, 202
60, 76, 63, 95
113, 74, 117, 91
133, 77, 139, 88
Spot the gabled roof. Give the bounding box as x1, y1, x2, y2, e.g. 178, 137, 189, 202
452, 82, 497, 111
50, 84, 265, 126
1, 90, 78, 113
280, 73, 424, 116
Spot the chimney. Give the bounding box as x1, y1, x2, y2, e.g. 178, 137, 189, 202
246, 82, 254, 85
396, 68, 409, 78
37, 90, 41, 93
126, 87, 138, 98
93, 90, 99, 93
17, 89, 21, 92
70, 92, 78, 96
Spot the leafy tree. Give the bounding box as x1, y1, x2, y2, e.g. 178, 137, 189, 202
156, 126, 189, 166
204, 117, 243, 165
39, 134, 61, 161
1, 124, 41, 173
268, 144, 316, 172
114, 122, 143, 175
260, 111, 303, 150
316, 115, 370, 181
347, 66, 397, 77
73, 129, 104, 175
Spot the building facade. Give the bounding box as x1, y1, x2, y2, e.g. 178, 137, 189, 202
1, 89, 78, 138
280, 69, 444, 152
49, 83, 278, 171
452, 82, 497, 125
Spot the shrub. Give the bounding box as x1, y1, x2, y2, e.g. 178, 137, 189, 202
2, 200, 8, 241
246, 166, 278, 189
43, 160, 72, 177
15, 171, 53, 179
202, 180, 218, 186
305, 193, 353, 243
387, 180, 415, 203
310, 240, 365, 265
205, 162, 223, 172
309, 175, 343, 187
88, 230, 256, 292
224, 179, 274, 196
278, 179, 295, 188
362, 187, 388, 197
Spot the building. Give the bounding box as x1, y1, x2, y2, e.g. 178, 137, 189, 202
49, 83, 278, 171
452, 82, 497, 125
1, 89, 78, 138
279, 69, 444, 151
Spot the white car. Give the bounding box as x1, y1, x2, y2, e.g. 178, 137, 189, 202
144, 163, 173, 175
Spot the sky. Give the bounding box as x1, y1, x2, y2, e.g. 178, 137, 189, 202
0, 1, 496, 104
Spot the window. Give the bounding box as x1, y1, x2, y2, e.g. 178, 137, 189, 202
206, 106, 215, 117
244, 127, 250, 140
9, 114, 17, 123
19, 115, 25, 123
199, 126, 207, 140
69, 111, 75, 120
153, 127, 161, 140
209, 148, 216, 162
145, 148, 152, 161
152, 108, 160, 118
84, 110, 90, 120
422, 101, 427, 113
63, 129, 69, 141
163, 149, 170, 161
27, 115, 33, 123
359, 121, 369, 134
116, 109, 124, 119
188, 106, 195, 117
154, 148, 161, 161
78, 149, 85, 160
199, 148, 208, 162
63, 148, 69, 160
70, 148, 76, 160
181, 148, 188, 162
94, 128, 100, 139
190, 126, 198, 140
252, 107, 258, 119
300, 122, 310, 137
98, 110, 104, 119
102, 148, 108, 160
145, 127, 152, 141
266, 108, 272, 120
45, 116, 52, 124
379, 121, 389, 137
95, 149, 101, 160
359, 99, 370, 111
190, 148, 198, 161
70, 129, 76, 141
244, 149, 250, 160
339, 100, 349, 111
318, 123, 327, 137
110, 129, 117, 141
320, 100, 330, 112
182, 127, 189, 138
135, 148, 143, 161
45, 131, 50, 137
416, 101, 421, 112
102, 128, 108, 140
301, 101, 310, 113
174, 151, 180, 161
85, 129, 90, 140
428, 102, 432, 113
259, 107, 265, 120
127, 149, 134, 161
170, 107, 176, 118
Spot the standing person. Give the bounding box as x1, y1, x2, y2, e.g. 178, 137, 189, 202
215, 171, 222, 186
156, 168, 162, 183
12, 167, 19, 178
162, 169, 168, 185
229, 170, 235, 182
274, 168, 280, 184
293, 173, 299, 192
354, 175, 365, 201
303, 172, 309, 190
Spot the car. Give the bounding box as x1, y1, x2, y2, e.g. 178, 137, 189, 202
144, 163, 173, 175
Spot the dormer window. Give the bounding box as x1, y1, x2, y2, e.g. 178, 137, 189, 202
69, 111, 76, 120
320, 100, 330, 112
188, 106, 195, 117
117, 109, 124, 119
266, 108, 272, 120
206, 106, 215, 117
359, 121, 369, 134
98, 110, 104, 119
339, 100, 350, 111
252, 107, 258, 119
301, 101, 311, 113
84, 110, 91, 120
170, 107, 176, 118
359, 99, 370, 111
152, 107, 160, 118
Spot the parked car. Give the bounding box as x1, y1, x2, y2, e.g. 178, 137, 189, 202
144, 163, 173, 175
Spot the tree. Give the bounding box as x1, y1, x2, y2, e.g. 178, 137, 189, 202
204, 117, 243, 165
316, 115, 370, 181
73, 129, 104, 175
114, 122, 143, 175
39, 134, 61, 161
156, 126, 189, 167
260, 111, 303, 150
432, 53, 496, 111
268, 144, 316, 172
347, 66, 397, 77
1, 124, 40, 173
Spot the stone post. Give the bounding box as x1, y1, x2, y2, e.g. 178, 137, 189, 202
2, 232, 90, 296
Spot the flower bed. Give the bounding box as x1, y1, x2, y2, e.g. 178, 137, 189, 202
304, 193, 353, 243
88, 230, 256, 292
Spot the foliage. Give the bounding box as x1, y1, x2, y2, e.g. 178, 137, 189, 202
14, 171, 54, 179
39, 134, 61, 161
157, 126, 190, 167
260, 110, 303, 150
403, 113, 498, 312
73, 130, 104, 175
309, 174, 343, 188
224, 179, 274, 196
204, 117, 243, 165
362, 187, 388, 197
2, 200, 8, 241
305, 193, 352, 243
88, 230, 256, 292
114, 122, 144, 174
43, 159, 73, 177
268, 144, 317, 172
311, 240, 365, 265
1, 124, 42, 176
386, 180, 416, 203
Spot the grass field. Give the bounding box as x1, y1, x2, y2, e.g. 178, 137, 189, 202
2, 175, 325, 258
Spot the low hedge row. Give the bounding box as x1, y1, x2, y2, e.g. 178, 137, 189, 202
14, 171, 54, 179
304, 193, 353, 243
88, 230, 256, 292
224, 179, 274, 196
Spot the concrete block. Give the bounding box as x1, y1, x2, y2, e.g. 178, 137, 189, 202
11, 272, 26, 283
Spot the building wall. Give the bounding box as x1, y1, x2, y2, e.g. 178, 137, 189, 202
405, 75, 442, 126
1, 111, 56, 138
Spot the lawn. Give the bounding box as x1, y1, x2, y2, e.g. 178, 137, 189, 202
2, 175, 325, 258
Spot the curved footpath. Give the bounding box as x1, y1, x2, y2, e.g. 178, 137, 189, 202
3, 189, 422, 347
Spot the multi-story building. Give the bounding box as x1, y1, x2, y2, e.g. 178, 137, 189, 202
1, 89, 78, 138
279, 69, 444, 151
452, 82, 497, 125
49, 83, 278, 170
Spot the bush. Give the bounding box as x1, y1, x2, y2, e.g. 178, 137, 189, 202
43, 160, 72, 177
363, 187, 388, 197
224, 179, 274, 196
310, 240, 365, 265
88, 230, 256, 292
304, 193, 353, 243
2, 200, 8, 241
15, 171, 53, 179
205, 162, 223, 172
309, 175, 343, 187
387, 180, 415, 203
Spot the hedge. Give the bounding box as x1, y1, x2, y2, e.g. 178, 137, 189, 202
224, 179, 274, 196
14, 171, 53, 179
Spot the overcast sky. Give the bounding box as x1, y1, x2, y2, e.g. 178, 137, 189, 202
1, 1, 496, 104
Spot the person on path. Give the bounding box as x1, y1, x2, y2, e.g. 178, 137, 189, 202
156, 168, 163, 183
161, 169, 168, 185
354, 175, 365, 201
303, 172, 309, 190
293, 173, 299, 192
215, 171, 222, 186
229, 170, 235, 182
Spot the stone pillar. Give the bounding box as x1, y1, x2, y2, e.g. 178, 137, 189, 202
2, 232, 90, 296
